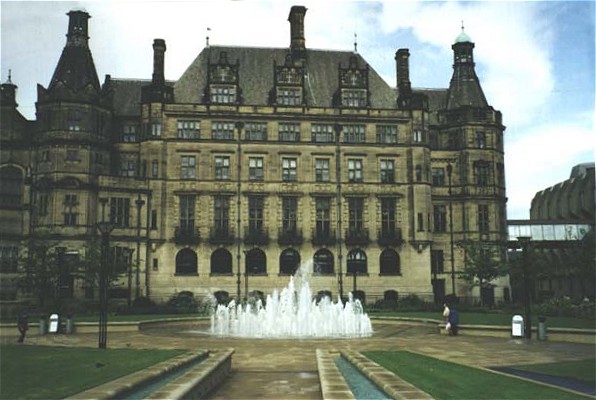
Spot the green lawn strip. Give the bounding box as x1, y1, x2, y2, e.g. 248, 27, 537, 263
513, 359, 596, 385
370, 311, 595, 329
0, 344, 186, 400
363, 350, 589, 400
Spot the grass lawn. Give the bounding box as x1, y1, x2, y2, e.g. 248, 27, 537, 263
363, 350, 590, 400
370, 311, 595, 329
514, 359, 596, 385
0, 344, 186, 400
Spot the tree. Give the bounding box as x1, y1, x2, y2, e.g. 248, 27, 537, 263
18, 231, 60, 307
459, 240, 509, 305
79, 237, 130, 299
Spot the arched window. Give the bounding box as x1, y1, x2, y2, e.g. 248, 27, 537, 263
0, 167, 23, 208
246, 248, 266, 275
313, 249, 334, 275
279, 248, 300, 275
213, 290, 230, 305
380, 249, 400, 275
384, 290, 398, 302
347, 249, 367, 275
175, 248, 198, 275
211, 248, 232, 274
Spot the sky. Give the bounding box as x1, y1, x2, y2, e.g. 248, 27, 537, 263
1, 0, 594, 220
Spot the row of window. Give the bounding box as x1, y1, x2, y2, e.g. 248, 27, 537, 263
174, 247, 402, 276
417, 204, 492, 233
121, 121, 407, 145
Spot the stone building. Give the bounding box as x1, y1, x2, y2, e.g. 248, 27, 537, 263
0, 6, 508, 305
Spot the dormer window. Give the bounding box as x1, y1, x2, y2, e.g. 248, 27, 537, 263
273, 54, 304, 106
337, 55, 369, 108
208, 51, 239, 104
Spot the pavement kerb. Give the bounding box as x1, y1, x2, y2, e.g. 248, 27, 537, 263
316, 348, 355, 400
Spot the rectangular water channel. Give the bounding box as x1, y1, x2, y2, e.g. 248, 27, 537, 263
334, 356, 391, 400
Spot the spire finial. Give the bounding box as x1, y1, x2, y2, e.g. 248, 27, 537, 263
461, 20, 465, 32
354, 33, 358, 53
7, 69, 12, 84
206, 27, 211, 47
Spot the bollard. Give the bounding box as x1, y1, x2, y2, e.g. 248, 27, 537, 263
39, 316, 46, 335
538, 316, 547, 341
66, 314, 74, 334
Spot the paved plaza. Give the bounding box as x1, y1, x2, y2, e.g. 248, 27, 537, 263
3, 320, 594, 399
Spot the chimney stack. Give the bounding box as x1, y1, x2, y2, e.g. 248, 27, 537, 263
288, 6, 307, 60
395, 49, 411, 96
152, 39, 166, 86
66, 9, 90, 47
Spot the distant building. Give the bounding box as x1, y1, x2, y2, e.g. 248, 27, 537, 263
0, 6, 508, 305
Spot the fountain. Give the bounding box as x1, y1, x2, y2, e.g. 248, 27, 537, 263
210, 261, 373, 338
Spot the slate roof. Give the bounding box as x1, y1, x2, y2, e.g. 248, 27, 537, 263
109, 79, 175, 116
174, 46, 397, 109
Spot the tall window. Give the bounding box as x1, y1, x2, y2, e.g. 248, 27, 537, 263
315, 197, 331, 235
478, 204, 489, 233
348, 197, 364, 232
376, 125, 397, 144
248, 196, 264, 233
110, 197, 130, 228
0, 167, 23, 208
431, 250, 444, 274
282, 157, 297, 182
341, 90, 367, 107
63, 194, 78, 226
180, 195, 195, 231
122, 124, 138, 142
347, 249, 367, 275
279, 248, 300, 275
248, 157, 264, 181
245, 122, 267, 141
177, 120, 200, 139
282, 197, 297, 232
433, 205, 447, 232
279, 123, 300, 142
315, 158, 330, 182
417, 212, 424, 231
381, 198, 396, 235
215, 156, 230, 180
151, 160, 158, 178
380, 160, 394, 183
475, 162, 490, 186
311, 124, 334, 143
343, 125, 366, 143
151, 122, 162, 137
37, 193, 49, 216
0, 246, 19, 273
348, 159, 363, 182
413, 129, 424, 143
475, 131, 486, 149
67, 109, 81, 131
380, 249, 400, 275
313, 249, 334, 275
180, 156, 196, 179
212, 121, 235, 140
214, 196, 229, 233
120, 155, 137, 177
432, 168, 445, 186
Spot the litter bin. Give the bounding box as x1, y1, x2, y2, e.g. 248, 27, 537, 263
39, 316, 47, 335
48, 313, 59, 333
511, 315, 524, 338
66, 314, 74, 334
538, 316, 547, 341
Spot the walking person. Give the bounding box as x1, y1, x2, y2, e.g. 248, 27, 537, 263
448, 307, 459, 336
17, 312, 28, 343
442, 303, 450, 334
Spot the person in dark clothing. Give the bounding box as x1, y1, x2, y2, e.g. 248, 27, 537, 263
17, 313, 29, 343
448, 308, 459, 336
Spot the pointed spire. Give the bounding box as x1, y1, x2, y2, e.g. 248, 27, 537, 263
353, 33, 358, 54
1, 69, 18, 107
6, 69, 13, 84
206, 27, 211, 48
455, 20, 472, 43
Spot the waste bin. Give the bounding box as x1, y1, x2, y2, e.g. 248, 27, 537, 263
538, 316, 547, 341
39, 316, 47, 335
511, 315, 524, 338
66, 314, 74, 334
48, 313, 60, 333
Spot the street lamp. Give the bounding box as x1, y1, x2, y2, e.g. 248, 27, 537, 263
135, 195, 145, 301
517, 236, 532, 339
446, 163, 456, 297
334, 123, 344, 300
96, 198, 114, 349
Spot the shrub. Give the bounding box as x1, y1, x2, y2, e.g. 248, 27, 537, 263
166, 291, 198, 313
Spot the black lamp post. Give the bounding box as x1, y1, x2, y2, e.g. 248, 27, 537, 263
334, 123, 344, 300
236, 121, 244, 302
446, 163, 456, 297
517, 236, 532, 339
135, 195, 145, 300
96, 198, 114, 349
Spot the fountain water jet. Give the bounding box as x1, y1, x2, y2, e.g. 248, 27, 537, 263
210, 261, 373, 338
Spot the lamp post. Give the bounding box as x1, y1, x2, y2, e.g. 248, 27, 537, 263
517, 236, 532, 339
135, 195, 145, 300
236, 121, 244, 302
96, 198, 114, 349
446, 163, 456, 297
334, 123, 344, 300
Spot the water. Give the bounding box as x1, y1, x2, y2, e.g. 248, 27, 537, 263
335, 356, 391, 400
209, 261, 373, 338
